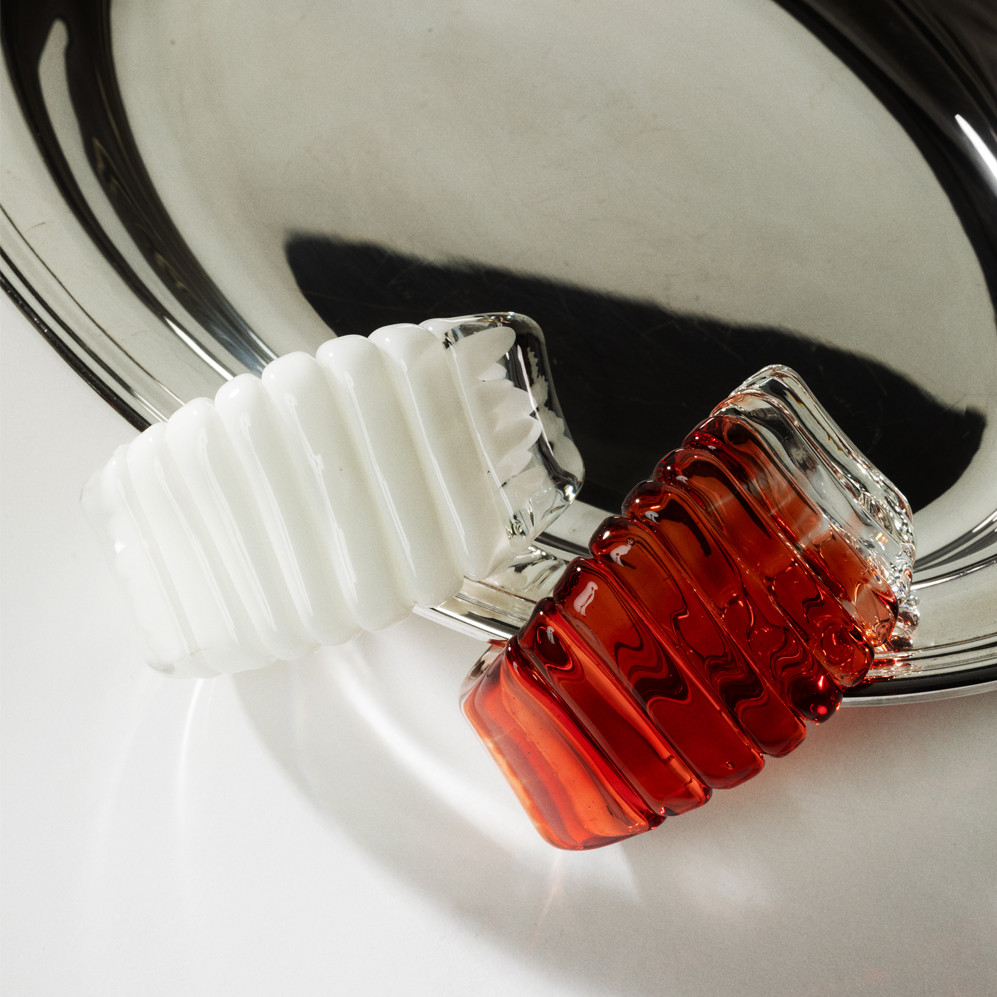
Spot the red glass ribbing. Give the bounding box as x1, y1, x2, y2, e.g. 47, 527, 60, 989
687, 415, 897, 644
462, 418, 900, 849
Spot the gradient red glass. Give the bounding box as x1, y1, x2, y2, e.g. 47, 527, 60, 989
687, 414, 898, 644
461, 412, 902, 849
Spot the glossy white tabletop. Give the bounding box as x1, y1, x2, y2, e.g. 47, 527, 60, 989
3, 295, 996, 996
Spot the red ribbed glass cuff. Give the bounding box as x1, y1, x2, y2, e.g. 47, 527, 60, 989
462, 383, 911, 850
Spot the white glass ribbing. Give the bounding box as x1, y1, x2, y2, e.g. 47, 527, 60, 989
84, 315, 582, 676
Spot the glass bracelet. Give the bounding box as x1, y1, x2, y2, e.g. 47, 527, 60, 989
84, 313, 915, 849
463, 364, 916, 848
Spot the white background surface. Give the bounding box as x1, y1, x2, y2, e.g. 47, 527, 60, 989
2, 293, 996, 996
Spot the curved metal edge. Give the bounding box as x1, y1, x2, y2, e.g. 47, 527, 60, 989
844, 668, 997, 706
0, 0, 275, 378
773, 0, 997, 311
1, 243, 148, 432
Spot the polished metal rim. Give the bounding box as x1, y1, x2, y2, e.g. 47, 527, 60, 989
2, 0, 995, 702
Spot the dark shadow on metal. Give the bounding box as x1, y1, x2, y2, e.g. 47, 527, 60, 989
285, 234, 986, 515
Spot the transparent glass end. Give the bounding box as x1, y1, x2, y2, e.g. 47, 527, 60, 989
715, 364, 918, 646
421, 313, 584, 551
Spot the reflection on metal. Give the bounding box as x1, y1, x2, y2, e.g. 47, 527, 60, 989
956, 115, 997, 187
2, 0, 995, 700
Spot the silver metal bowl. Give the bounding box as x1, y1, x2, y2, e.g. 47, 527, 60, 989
3, 0, 995, 701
